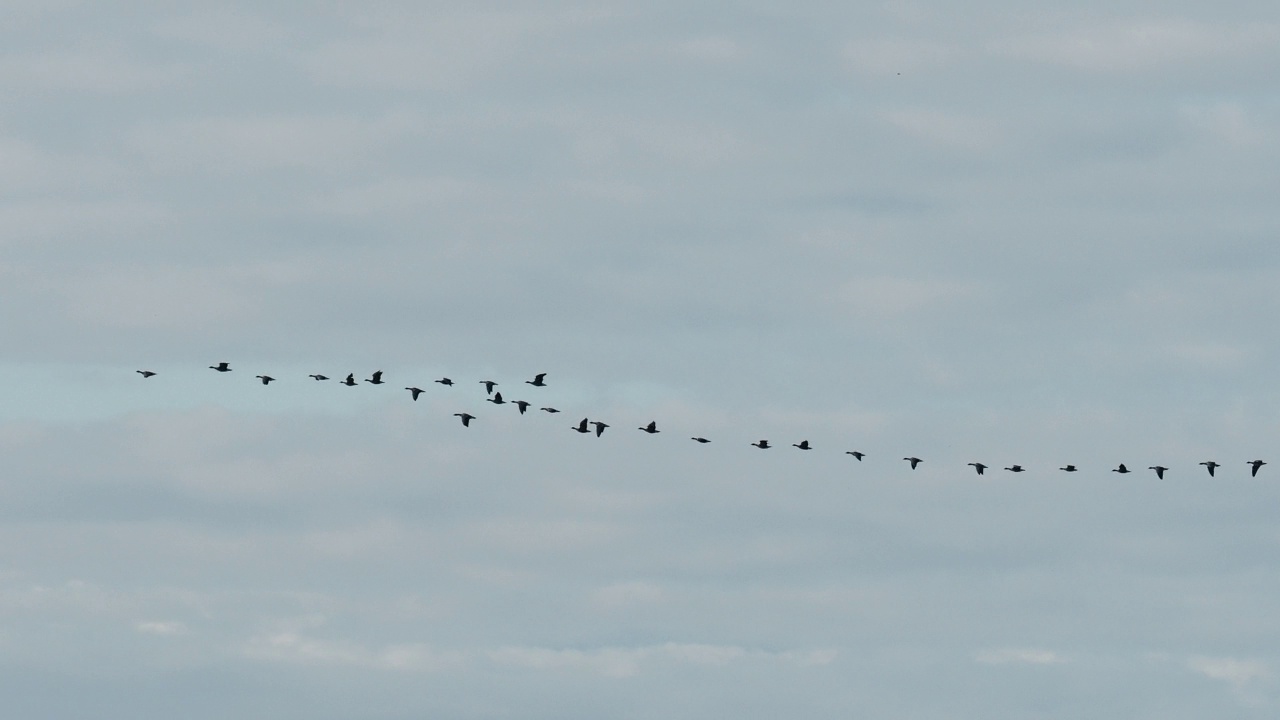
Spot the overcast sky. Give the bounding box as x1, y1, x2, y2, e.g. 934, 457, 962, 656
2, 2, 1280, 717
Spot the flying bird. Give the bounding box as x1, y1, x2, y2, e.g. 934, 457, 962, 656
968, 462, 987, 475
751, 440, 771, 449
486, 391, 506, 405
793, 440, 812, 450
1112, 464, 1130, 474
904, 457, 922, 469
639, 421, 659, 434
590, 421, 609, 437
454, 413, 475, 427
479, 380, 498, 395
1060, 465, 1078, 472
209, 362, 231, 372
513, 400, 531, 414
365, 371, 384, 385
846, 451, 865, 461
1149, 465, 1168, 479
1249, 460, 1267, 477
692, 437, 711, 444
435, 378, 454, 386
136, 370, 156, 378
526, 373, 547, 387
341, 374, 357, 386
1005, 465, 1025, 473
540, 407, 560, 413
405, 387, 424, 401
572, 418, 591, 434
255, 375, 275, 385
309, 374, 329, 381
1200, 461, 1219, 477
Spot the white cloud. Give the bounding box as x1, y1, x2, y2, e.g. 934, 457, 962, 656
135, 620, 188, 636
245, 631, 461, 672
1187, 655, 1270, 692
842, 38, 958, 77
0, 48, 186, 93
879, 107, 999, 152
489, 643, 837, 678
974, 647, 1065, 666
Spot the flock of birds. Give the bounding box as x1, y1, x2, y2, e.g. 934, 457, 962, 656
134, 364, 1269, 479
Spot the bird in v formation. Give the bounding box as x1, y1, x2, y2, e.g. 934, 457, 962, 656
145, 363, 1268, 476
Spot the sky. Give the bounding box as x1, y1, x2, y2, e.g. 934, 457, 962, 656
2, 1, 1280, 717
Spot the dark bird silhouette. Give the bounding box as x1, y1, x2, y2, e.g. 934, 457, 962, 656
692, 437, 711, 443
904, 457, 922, 469
846, 451, 865, 461
365, 371, 384, 385
793, 440, 812, 450
1005, 465, 1025, 473
526, 373, 547, 387
513, 400, 531, 414
309, 374, 329, 381
1060, 465, 1078, 472
572, 418, 591, 434
136, 370, 156, 378
540, 407, 560, 413
341, 374, 357, 386
1249, 460, 1267, 477
752, 440, 771, 449
968, 462, 987, 475
1112, 464, 1130, 474
255, 375, 275, 385
1149, 465, 1168, 479
435, 378, 454, 386
405, 387, 424, 401
210, 362, 231, 372
486, 391, 506, 405
639, 421, 659, 434
1200, 461, 1219, 477
590, 421, 609, 437
480, 380, 498, 395
454, 412, 475, 427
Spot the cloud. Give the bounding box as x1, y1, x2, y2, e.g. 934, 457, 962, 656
974, 647, 1066, 666
489, 643, 837, 678
245, 631, 461, 672
1187, 655, 1270, 692
135, 620, 188, 636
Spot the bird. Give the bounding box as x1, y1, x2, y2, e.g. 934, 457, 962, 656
968, 462, 987, 475
590, 421, 609, 437
540, 407, 560, 413
1112, 464, 1130, 474
639, 421, 659, 434
1060, 465, 1078, 472
480, 380, 498, 395
486, 391, 506, 405
365, 371, 384, 385
209, 362, 231, 372
255, 375, 275, 385
692, 437, 711, 443
904, 457, 922, 469
513, 400, 531, 414
751, 440, 771, 449
1005, 465, 1025, 473
1200, 461, 1219, 477
1249, 460, 1267, 477
526, 373, 547, 387
1149, 466, 1168, 479
454, 413, 475, 427
846, 451, 865, 461
341, 374, 357, 386
136, 370, 156, 378
309, 374, 329, 381
405, 387, 424, 401
435, 378, 454, 386
572, 418, 591, 434
793, 440, 812, 450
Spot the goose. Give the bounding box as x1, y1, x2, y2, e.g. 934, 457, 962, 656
486, 391, 506, 405
540, 407, 560, 413
1112, 464, 1130, 474
526, 373, 547, 387
751, 440, 771, 449
209, 362, 231, 372
341, 374, 357, 386
1060, 465, 1078, 472
479, 380, 498, 395
405, 387, 424, 401
793, 440, 812, 450
136, 370, 156, 378
309, 374, 329, 381
1200, 461, 1219, 477
904, 457, 922, 469
365, 371, 384, 385
846, 451, 866, 461
513, 400, 531, 414
572, 418, 591, 434
968, 462, 987, 475
692, 437, 711, 443
1149, 465, 1168, 479
1005, 465, 1025, 473
590, 421, 609, 437
1249, 460, 1267, 477
435, 378, 454, 386
255, 375, 275, 385
639, 421, 659, 434
454, 412, 475, 427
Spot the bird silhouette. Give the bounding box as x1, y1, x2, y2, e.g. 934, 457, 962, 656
752, 440, 771, 449
1149, 465, 1168, 479
904, 457, 922, 469
513, 400, 531, 414
793, 440, 811, 450
639, 421, 659, 434
572, 418, 591, 434
210, 362, 231, 372
365, 371, 384, 385
486, 391, 506, 405
1005, 465, 1025, 473
1060, 465, 1078, 472
435, 378, 454, 386
405, 387, 424, 401
526, 373, 547, 387
540, 407, 560, 413
1200, 461, 1219, 477
968, 462, 987, 475
255, 375, 275, 385
590, 421, 609, 437
1249, 460, 1267, 477
1112, 464, 1130, 474
692, 437, 711, 443
341, 374, 357, 386
480, 380, 498, 395
136, 370, 156, 378
846, 451, 865, 461
309, 374, 329, 381
454, 413, 475, 427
